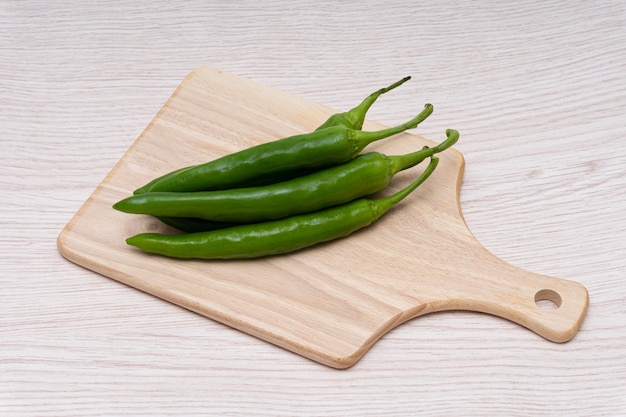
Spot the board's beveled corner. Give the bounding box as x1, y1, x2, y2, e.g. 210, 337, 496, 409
322, 309, 417, 370
187, 65, 220, 80
303, 341, 372, 370
56, 221, 74, 262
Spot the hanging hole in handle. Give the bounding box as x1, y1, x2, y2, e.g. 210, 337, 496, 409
535, 289, 562, 310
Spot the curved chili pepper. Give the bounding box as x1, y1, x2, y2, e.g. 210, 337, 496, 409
134, 77, 413, 196
114, 130, 458, 223
125, 156, 439, 259
148, 77, 416, 232
315, 76, 411, 131
132, 103, 433, 194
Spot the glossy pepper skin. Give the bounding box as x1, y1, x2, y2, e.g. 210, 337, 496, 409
125, 156, 439, 259
114, 130, 458, 223
135, 76, 413, 196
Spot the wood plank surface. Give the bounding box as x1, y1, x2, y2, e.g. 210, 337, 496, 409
2, 1, 625, 416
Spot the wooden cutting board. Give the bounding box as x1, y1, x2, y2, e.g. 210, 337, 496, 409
57, 67, 589, 369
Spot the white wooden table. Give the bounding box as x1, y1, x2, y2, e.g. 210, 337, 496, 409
2, 1, 625, 416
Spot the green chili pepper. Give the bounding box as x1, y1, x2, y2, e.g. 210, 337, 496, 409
315, 76, 411, 131
135, 166, 198, 197
132, 103, 433, 194
124, 156, 439, 259
142, 77, 418, 231
134, 77, 413, 195
114, 130, 458, 223
154, 77, 417, 231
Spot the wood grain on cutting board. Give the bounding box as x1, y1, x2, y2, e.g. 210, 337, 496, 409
57, 67, 588, 369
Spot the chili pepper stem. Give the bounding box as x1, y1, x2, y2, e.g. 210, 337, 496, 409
373, 156, 439, 218
351, 103, 433, 149
317, 76, 411, 131
389, 129, 459, 173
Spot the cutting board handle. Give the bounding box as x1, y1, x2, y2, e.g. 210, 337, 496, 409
421, 243, 590, 343
393, 152, 590, 344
